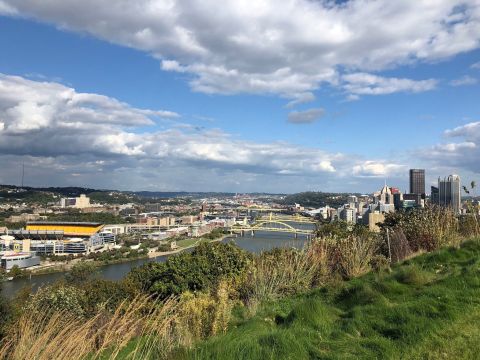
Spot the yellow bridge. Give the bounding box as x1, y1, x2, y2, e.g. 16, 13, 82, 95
258, 213, 317, 224
230, 216, 316, 239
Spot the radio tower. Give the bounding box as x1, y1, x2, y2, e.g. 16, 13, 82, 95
21, 162, 25, 189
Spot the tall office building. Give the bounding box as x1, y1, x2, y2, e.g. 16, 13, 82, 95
438, 175, 461, 213
409, 169, 425, 196
431, 186, 439, 205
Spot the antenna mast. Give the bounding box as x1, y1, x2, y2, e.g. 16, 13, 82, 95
21, 162, 25, 188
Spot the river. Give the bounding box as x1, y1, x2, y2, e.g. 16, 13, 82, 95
1, 223, 314, 298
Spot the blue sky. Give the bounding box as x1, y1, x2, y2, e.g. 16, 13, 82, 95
0, 1, 479, 193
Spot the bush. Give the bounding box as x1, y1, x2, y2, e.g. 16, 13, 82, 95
65, 262, 98, 284
27, 285, 86, 318
132, 242, 251, 299
80, 279, 138, 316
388, 228, 412, 263
328, 234, 380, 279
238, 247, 321, 305
382, 206, 459, 252
174, 281, 235, 344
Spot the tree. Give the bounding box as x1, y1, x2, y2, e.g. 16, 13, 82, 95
130, 242, 251, 299
65, 262, 98, 284
462, 180, 479, 236
28, 285, 86, 318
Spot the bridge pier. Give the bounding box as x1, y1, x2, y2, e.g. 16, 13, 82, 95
240, 230, 244, 237
294, 232, 298, 239
251, 230, 255, 237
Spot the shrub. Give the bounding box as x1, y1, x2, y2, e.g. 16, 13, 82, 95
382, 206, 459, 251
388, 228, 412, 263
239, 247, 320, 306
328, 234, 380, 279
136, 242, 251, 299
27, 285, 86, 318
65, 261, 98, 284
174, 281, 235, 345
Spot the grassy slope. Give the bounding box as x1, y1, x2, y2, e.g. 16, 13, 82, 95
175, 241, 480, 360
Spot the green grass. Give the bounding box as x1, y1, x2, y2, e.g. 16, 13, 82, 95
175, 240, 480, 359
176, 238, 199, 248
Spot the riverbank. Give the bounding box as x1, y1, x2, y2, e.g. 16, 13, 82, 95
1, 230, 311, 299
147, 234, 232, 258
11, 233, 234, 279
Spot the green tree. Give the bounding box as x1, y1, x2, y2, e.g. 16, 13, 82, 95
65, 261, 98, 284
129, 242, 251, 299
28, 285, 86, 318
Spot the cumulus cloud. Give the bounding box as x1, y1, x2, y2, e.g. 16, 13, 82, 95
287, 108, 325, 124
417, 121, 480, 174
1, 0, 478, 101
0, 73, 409, 191
342, 73, 438, 98
352, 161, 406, 178
449, 75, 478, 86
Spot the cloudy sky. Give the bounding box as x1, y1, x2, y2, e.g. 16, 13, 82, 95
0, 0, 479, 193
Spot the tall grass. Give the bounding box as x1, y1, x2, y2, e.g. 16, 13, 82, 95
384, 206, 459, 252
2, 207, 478, 359
0, 295, 179, 360
239, 246, 322, 306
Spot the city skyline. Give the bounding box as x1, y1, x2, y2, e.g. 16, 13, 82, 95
0, 1, 479, 192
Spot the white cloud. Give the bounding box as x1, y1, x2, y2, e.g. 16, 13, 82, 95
352, 161, 406, 178
287, 108, 324, 124
1, 0, 478, 100
285, 92, 316, 108
417, 121, 480, 174
0, 73, 408, 191
449, 75, 478, 86
471, 61, 480, 69
342, 73, 438, 98
445, 121, 480, 138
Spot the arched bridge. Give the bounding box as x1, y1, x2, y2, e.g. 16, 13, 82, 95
258, 213, 317, 224
230, 218, 315, 239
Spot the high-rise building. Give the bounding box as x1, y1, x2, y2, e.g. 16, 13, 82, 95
74, 194, 91, 209
374, 184, 394, 205
438, 175, 461, 213
409, 169, 425, 196
431, 186, 439, 205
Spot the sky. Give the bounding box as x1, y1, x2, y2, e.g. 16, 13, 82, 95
0, 0, 479, 194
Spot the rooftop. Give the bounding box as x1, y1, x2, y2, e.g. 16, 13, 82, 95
26, 221, 103, 226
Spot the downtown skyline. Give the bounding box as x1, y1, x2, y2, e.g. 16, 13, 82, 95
0, 1, 480, 193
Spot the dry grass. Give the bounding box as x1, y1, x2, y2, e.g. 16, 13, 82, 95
243, 247, 322, 306
0, 295, 179, 360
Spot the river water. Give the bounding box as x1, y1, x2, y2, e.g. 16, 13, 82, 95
1, 224, 314, 298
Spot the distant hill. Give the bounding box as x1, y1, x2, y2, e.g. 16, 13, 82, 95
281, 191, 358, 208
0, 185, 284, 203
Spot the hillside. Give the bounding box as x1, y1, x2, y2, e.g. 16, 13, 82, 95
176, 241, 480, 359
281, 191, 355, 208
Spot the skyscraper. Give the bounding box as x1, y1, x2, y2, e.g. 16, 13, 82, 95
431, 186, 439, 205
438, 175, 461, 213
409, 169, 425, 196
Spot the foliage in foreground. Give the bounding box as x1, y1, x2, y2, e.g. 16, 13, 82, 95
181, 240, 480, 360
1, 207, 479, 359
